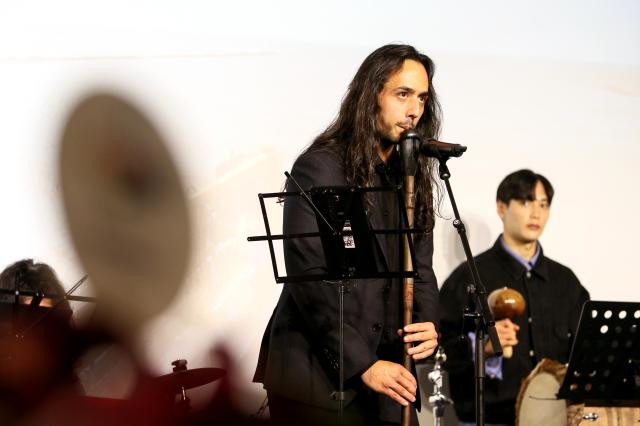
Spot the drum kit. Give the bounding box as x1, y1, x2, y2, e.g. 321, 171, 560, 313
59, 93, 244, 421
0, 92, 239, 425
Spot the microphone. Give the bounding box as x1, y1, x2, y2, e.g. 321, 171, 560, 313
420, 139, 467, 158
399, 129, 420, 177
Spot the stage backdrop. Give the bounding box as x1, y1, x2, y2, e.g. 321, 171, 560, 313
1, 0, 639, 419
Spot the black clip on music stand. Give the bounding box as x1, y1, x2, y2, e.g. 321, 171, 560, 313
0, 275, 95, 338
248, 173, 422, 424
558, 300, 640, 407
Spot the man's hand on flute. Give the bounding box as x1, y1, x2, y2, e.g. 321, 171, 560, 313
398, 322, 438, 360
360, 361, 417, 406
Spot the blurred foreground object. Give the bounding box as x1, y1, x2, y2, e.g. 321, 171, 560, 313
53, 93, 263, 425
1, 92, 265, 425
58, 93, 191, 334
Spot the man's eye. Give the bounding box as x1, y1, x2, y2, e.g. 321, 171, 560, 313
398, 92, 408, 98
418, 95, 427, 103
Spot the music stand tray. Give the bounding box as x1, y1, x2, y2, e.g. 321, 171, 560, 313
558, 300, 640, 406
248, 184, 422, 283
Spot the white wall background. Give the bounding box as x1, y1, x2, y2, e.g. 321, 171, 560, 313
1, 0, 639, 417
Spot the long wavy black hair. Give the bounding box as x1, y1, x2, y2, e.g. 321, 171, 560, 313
306, 44, 442, 231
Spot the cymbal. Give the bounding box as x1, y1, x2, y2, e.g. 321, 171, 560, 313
152, 368, 226, 391
58, 93, 191, 333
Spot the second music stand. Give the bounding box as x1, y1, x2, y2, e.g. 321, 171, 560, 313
558, 300, 640, 406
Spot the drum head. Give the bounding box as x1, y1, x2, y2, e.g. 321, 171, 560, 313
516, 358, 568, 426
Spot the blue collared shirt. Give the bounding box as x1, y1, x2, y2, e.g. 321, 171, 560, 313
499, 235, 540, 272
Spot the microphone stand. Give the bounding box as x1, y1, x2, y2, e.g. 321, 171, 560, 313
435, 156, 501, 426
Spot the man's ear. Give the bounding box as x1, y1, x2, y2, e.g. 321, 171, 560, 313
497, 200, 507, 220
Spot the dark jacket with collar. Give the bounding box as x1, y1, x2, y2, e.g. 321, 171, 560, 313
253, 148, 439, 415
439, 237, 589, 425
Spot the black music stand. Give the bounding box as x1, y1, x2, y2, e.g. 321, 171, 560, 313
248, 182, 422, 423
249, 184, 420, 283
558, 300, 640, 406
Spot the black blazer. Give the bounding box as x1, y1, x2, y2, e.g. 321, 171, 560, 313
254, 148, 439, 410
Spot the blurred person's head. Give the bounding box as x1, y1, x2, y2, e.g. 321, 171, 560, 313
0, 259, 70, 311
0, 259, 78, 418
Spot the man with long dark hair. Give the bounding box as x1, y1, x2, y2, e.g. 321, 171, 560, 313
254, 44, 442, 425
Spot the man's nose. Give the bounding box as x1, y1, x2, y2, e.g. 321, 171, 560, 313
406, 97, 420, 119
530, 203, 541, 218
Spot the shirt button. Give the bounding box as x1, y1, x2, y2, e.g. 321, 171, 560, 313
529, 350, 535, 357
372, 323, 382, 332
526, 271, 532, 279
528, 317, 533, 323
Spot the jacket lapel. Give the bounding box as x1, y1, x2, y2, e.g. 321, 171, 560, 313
366, 196, 391, 272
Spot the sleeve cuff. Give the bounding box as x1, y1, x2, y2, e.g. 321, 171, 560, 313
468, 331, 503, 380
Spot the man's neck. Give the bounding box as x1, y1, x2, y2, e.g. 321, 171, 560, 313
376, 140, 395, 163
502, 234, 538, 261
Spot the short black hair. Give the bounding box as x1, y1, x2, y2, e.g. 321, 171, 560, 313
496, 169, 554, 205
